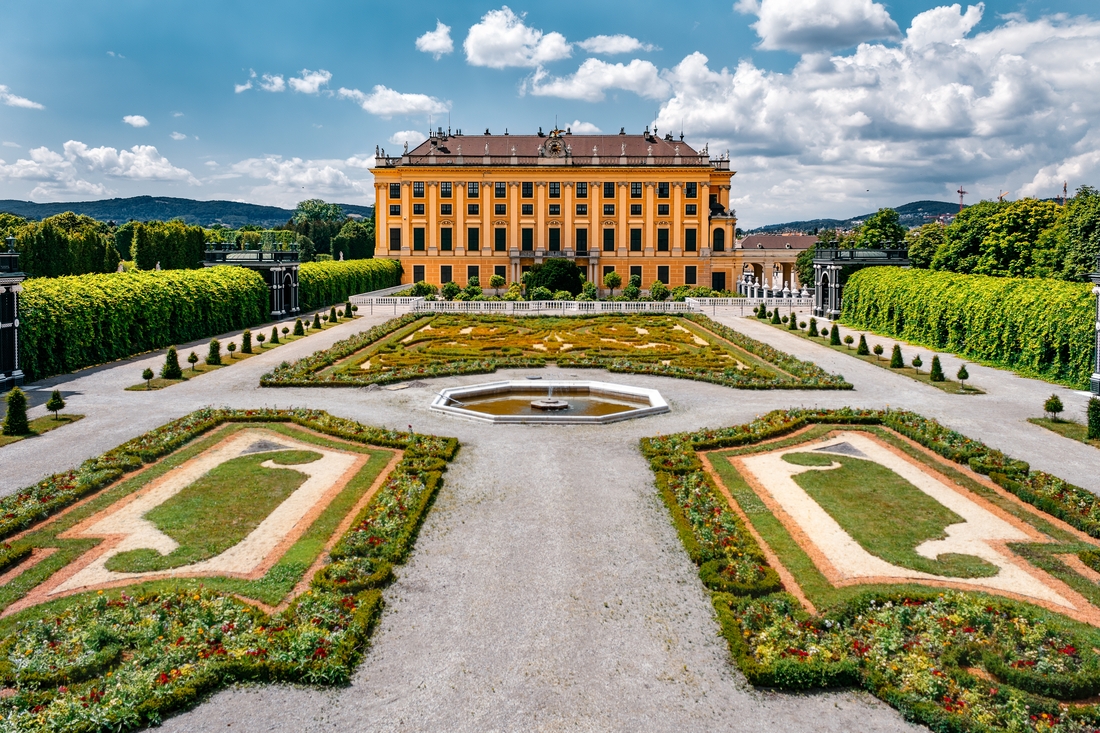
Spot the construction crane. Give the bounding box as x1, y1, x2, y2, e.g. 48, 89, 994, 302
997, 190, 1009, 202
957, 185, 968, 212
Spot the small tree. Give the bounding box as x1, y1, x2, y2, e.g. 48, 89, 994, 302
799, 321, 807, 330
1088, 397, 1100, 440
206, 339, 221, 366
46, 389, 65, 419
161, 346, 183, 380
956, 363, 969, 389
282, 326, 290, 338
293, 319, 305, 336
329, 306, 339, 323
187, 351, 199, 371
603, 270, 622, 296
650, 280, 669, 301
344, 300, 353, 318
227, 341, 237, 359
489, 273, 506, 289
241, 330, 252, 354
142, 367, 155, 389
2, 387, 30, 435
889, 344, 904, 368
843, 335, 854, 349
758, 307, 769, 320
930, 355, 946, 382
257, 332, 266, 348
912, 354, 923, 370
856, 335, 869, 355
771, 310, 781, 324
830, 325, 842, 346
873, 343, 884, 360
808, 317, 818, 337
270, 326, 279, 344
441, 281, 461, 300
313, 312, 322, 329
1044, 394, 1064, 421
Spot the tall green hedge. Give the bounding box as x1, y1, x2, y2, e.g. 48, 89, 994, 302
298, 258, 401, 310
19, 267, 267, 381
841, 267, 1095, 387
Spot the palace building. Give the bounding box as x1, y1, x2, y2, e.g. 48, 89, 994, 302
372, 126, 745, 292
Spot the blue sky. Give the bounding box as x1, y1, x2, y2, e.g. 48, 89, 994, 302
1, 0, 1098, 227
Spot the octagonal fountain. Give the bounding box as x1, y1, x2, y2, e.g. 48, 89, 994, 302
430, 380, 669, 424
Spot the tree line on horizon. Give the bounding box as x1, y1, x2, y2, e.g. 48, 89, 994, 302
794, 186, 1100, 285
0, 199, 375, 278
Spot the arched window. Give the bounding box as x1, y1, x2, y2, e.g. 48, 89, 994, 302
713, 228, 725, 252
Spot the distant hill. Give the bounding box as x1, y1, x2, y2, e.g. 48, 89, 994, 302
0, 196, 374, 228
750, 200, 959, 233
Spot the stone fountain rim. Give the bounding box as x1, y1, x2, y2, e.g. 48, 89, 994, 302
429, 379, 670, 425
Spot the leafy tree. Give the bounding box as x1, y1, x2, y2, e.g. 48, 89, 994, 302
890, 344, 904, 368
621, 282, 641, 300
330, 220, 374, 260
650, 280, 669, 301
1089, 397, 1100, 440
489, 274, 506, 289
528, 259, 584, 295
1061, 186, 1100, 280
603, 270, 622, 296
1044, 394, 1064, 420
2, 387, 30, 435
206, 339, 222, 365
856, 334, 869, 355
873, 343, 884, 359
294, 199, 345, 225
142, 367, 155, 389
187, 351, 199, 371
46, 389, 65, 419
581, 280, 598, 299
464, 280, 482, 298
844, 334, 854, 348
441, 281, 461, 300
256, 332, 266, 347
974, 198, 1062, 277
0, 213, 27, 239
956, 363, 969, 388
161, 346, 183, 380
907, 222, 945, 269
296, 234, 316, 262
131, 223, 157, 270
410, 281, 438, 297
795, 244, 816, 286
553, 289, 572, 300
856, 208, 906, 249
912, 354, 923, 370
529, 286, 553, 301
930, 355, 946, 382
227, 341, 237, 358
931, 200, 1008, 273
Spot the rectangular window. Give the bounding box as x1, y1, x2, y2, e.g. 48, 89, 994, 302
576, 204, 587, 216
494, 227, 507, 251
685, 182, 697, 198
576, 182, 588, 198
413, 227, 425, 251
467, 182, 479, 198
603, 181, 615, 198
389, 228, 401, 251
413, 181, 425, 198
549, 182, 560, 198
657, 182, 669, 199
467, 228, 480, 250
685, 204, 697, 216
440, 265, 452, 284
413, 203, 425, 215
440, 182, 452, 198
576, 229, 588, 253
495, 181, 506, 198
522, 182, 533, 198
440, 203, 452, 216
522, 228, 534, 251
630, 228, 642, 251
657, 204, 669, 216
657, 265, 669, 284
684, 228, 697, 252
389, 204, 401, 216
548, 228, 561, 251
603, 228, 615, 251
630, 182, 642, 198
440, 227, 452, 251
684, 265, 697, 285
603, 204, 615, 216
548, 204, 560, 216
494, 264, 507, 279
495, 203, 506, 215
522, 203, 534, 216
603, 265, 615, 277
389, 183, 401, 199
468, 203, 480, 216
657, 229, 669, 252
413, 265, 425, 283
467, 265, 479, 283
630, 204, 642, 216
630, 265, 642, 282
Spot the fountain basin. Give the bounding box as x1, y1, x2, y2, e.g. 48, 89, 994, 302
430, 380, 669, 424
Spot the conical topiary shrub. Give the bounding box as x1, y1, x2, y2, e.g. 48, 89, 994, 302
771, 309, 781, 324
856, 334, 869, 356
313, 312, 322, 329
1088, 397, 1100, 440
161, 346, 183, 380
206, 339, 222, 366
808, 318, 818, 337
788, 313, 799, 330
293, 319, 304, 336
889, 344, 904, 368
2, 387, 30, 436
46, 389, 65, 419
241, 330, 252, 354
344, 300, 353, 318
329, 306, 339, 323
830, 325, 841, 346
930, 355, 945, 382
270, 326, 279, 345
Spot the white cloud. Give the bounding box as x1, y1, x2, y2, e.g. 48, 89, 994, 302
736, 0, 901, 53
417, 21, 454, 59
568, 120, 601, 133
170, 132, 187, 141
529, 58, 669, 102
63, 141, 197, 183
389, 130, 428, 147
0, 85, 44, 110
3, 142, 20, 148
906, 3, 984, 48
338, 85, 450, 118
106, 51, 125, 59
226, 153, 375, 207
259, 74, 285, 92
464, 7, 571, 68
576, 35, 657, 55
123, 115, 149, 128
288, 69, 332, 94
173, 111, 184, 117
235, 81, 252, 93
204, 160, 219, 167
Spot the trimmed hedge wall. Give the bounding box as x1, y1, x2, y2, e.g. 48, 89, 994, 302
298, 258, 402, 310
840, 267, 1095, 387
19, 267, 268, 382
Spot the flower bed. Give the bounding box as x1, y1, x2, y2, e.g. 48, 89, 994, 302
0, 409, 457, 730
643, 409, 1100, 732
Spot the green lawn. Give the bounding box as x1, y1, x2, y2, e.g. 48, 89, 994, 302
1029, 417, 1100, 449
0, 414, 84, 447
106, 449, 322, 572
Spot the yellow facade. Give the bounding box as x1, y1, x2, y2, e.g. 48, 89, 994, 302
372, 128, 743, 292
